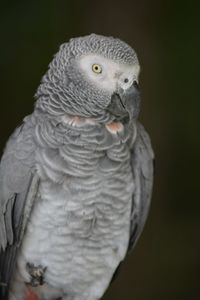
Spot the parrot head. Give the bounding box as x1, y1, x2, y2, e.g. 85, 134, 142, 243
36, 34, 141, 125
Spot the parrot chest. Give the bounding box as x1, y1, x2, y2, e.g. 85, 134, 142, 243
17, 140, 134, 299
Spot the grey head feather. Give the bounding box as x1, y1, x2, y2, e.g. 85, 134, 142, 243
35, 34, 139, 121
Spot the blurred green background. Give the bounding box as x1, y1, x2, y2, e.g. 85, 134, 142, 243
0, 0, 199, 299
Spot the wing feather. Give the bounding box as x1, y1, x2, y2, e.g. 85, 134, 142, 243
128, 122, 154, 252
0, 124, 39, 300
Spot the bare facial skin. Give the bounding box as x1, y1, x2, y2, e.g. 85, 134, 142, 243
78, 54, 140, 94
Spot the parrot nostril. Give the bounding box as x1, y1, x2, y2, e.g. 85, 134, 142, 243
133, 80, 139, 90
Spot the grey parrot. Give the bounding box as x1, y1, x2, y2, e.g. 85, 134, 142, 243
0, 34, 154, 300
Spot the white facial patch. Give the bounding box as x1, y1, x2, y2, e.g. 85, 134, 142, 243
78, 54, 140, 93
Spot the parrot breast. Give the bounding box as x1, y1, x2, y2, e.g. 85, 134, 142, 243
9, 117, 135, 300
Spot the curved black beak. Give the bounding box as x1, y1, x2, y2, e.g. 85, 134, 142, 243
107, 81, 141, 122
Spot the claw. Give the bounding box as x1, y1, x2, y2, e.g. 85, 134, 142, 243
26, 262, 47, 287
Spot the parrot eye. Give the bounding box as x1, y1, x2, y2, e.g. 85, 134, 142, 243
92, 64, 102, 74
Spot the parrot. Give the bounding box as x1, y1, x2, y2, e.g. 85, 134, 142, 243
0, 34, 154, 300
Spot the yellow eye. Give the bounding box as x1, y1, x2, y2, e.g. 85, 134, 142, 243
92, 64, 102, 74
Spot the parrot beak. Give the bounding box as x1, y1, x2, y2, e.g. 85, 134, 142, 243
107, 81, 141, 122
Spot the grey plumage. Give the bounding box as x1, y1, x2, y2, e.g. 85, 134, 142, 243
0, 34, 154, 300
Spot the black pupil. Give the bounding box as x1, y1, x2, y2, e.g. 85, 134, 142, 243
124, 78, 129, 83
95, 66, 98, 70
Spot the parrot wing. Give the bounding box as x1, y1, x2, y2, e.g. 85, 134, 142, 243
128, 122, 154, 252
0, 124, 39, 300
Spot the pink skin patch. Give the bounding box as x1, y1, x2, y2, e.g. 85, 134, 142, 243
62, 115, 97, 127
66, 116, 82, 126
25, 292, 38, 300
105, 122, 124, 134
62, 115, 124, 134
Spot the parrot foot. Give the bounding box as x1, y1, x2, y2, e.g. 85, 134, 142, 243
26, 262, 47, 287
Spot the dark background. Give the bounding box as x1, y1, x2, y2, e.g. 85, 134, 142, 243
0, 0, 199, 299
